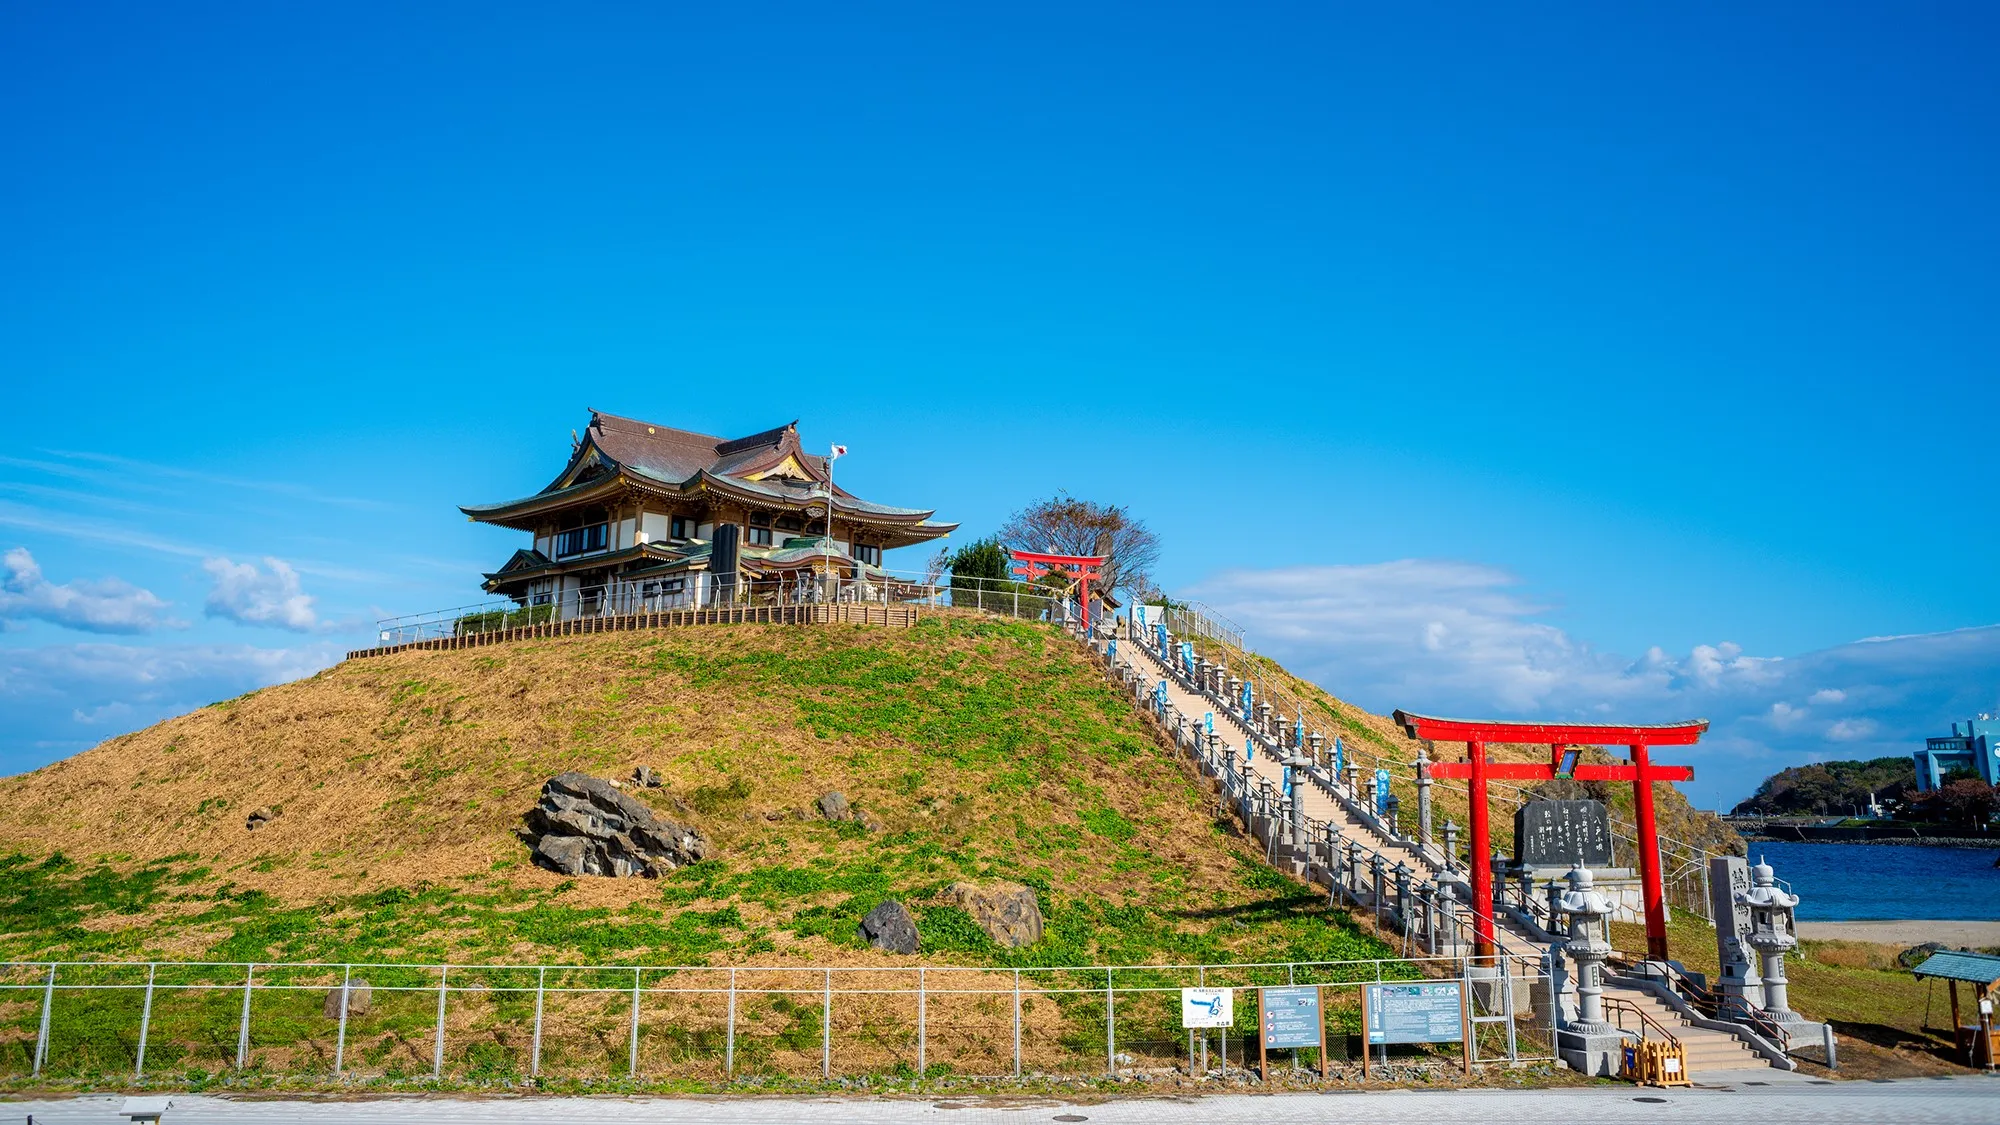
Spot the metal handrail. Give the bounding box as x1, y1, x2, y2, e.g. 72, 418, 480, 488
1614, 955, 1792, 1051
1602, 995, 1681, 1048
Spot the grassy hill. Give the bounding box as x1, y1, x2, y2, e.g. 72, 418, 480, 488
0, 615, 1394, 970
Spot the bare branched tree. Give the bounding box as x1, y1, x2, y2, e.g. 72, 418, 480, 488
922, 546, 951, 586
998, 492, 1161, 597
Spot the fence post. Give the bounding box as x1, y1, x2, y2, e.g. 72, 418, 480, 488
822, 969, 832, 1080
236, 964, 255, 1069
432, 964, 450, 1079
530, 966, 546, 1077
628, 968, 642, 1079
31, 962, 54, 1077
1012, 969, 1022, 1078
334, 964, 352, 1076
134, 962, 157, 1080
1105, 968, 1116, 1076
916, 967, 927, 1077
725, 968, 737, 1080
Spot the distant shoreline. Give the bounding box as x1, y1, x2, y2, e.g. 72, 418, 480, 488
1798, 919, 2000, 947
1739, 833, 2000, 850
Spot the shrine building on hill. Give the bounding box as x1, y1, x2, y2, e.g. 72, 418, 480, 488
461, 411, 956, 610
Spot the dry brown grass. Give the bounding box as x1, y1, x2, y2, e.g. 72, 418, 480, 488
0, 616, 1399, 969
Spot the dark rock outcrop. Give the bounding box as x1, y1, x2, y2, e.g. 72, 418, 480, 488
245, 806, 279, 832
942, 881, 1044, 948
524, 772, 709, 878
631, 765, 662, 788
859, 900, 919, 954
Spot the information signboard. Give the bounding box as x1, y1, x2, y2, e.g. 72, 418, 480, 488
1180, 987, 1233, 1029
1364, 981, 1464, 1044
1259, 986, 1323, 1049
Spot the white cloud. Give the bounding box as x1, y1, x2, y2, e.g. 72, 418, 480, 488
0, 547, 178, 634
1185, 561, 2000, 809
0, 640, 343, 775
202, 556, 323, 631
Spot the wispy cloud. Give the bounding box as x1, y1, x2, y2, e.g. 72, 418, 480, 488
0, 548, 180, 634
1187, 561, 2000, 808
44, 449, 393, 511
0, 640, 343, 775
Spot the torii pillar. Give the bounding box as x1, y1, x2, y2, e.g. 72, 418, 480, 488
1392, 713, 1703, 964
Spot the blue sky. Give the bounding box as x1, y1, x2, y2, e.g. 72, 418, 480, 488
2, 3, 1996, 808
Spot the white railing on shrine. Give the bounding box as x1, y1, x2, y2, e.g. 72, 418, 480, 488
370, 569, 1082, 648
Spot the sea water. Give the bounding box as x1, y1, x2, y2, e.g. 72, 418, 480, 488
1749, 840, 2000, 921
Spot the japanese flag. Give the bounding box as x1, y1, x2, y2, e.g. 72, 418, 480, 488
830, 444, 848, 459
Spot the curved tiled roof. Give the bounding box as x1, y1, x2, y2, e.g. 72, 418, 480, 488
462, 411, 955, 540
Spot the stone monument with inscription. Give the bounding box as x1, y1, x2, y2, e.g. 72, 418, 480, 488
1508, 798, 1650, 924
1707, 855, 1762, 1017
1514, 800, 1615, 868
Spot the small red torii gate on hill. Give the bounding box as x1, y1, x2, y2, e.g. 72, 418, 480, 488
1392, 711, 1704, 964
1007, 549, 1107, 633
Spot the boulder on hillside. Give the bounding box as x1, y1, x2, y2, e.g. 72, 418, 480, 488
631, 765, 662, 788
523, 772, 709, 878
817, 791, 852, 821
859, 900, 919, 954
245, 806, 279, 832
942, 881, 1044, 948
323, 979, 372, 1019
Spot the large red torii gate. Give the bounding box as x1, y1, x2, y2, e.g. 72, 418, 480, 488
1392, 712, 1704, 964
1007, 550, 1107, 632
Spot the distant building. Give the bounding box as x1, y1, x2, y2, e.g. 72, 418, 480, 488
461, 412, 956, 610
1913, 715, 2000, 792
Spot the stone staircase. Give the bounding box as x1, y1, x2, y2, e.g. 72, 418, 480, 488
1098, 623, 1790, 1077
1609, 991, 1766, 1073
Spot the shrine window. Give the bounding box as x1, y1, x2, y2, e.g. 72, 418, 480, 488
854, 543, 882, 566
670, 516, 696, 540
554, 524, 608, 557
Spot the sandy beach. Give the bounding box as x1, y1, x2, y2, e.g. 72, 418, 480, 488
1797, 919, 2000, 948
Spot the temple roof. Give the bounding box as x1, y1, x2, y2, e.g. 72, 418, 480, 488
461, 411, 957, 540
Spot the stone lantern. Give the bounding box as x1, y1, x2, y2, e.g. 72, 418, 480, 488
1442, 820, 1460, 872
1555, 866, 1625, 1075
1383, 792, 1401, 838
1307, 731, 1326, 769
1281, 754, 1312, 838
1736, 859, 1804, 1024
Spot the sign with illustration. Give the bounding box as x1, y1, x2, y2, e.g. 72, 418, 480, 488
1259, 985, 1324, 1050
1180, 987, 1233, 1028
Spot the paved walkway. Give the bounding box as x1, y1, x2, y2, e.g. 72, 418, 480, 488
14, 1079, 1999, 1124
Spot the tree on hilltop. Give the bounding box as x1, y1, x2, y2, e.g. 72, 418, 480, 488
999, 492, 1160, 598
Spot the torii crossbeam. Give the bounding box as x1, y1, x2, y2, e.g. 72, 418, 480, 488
1392, 712, 1704, 963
